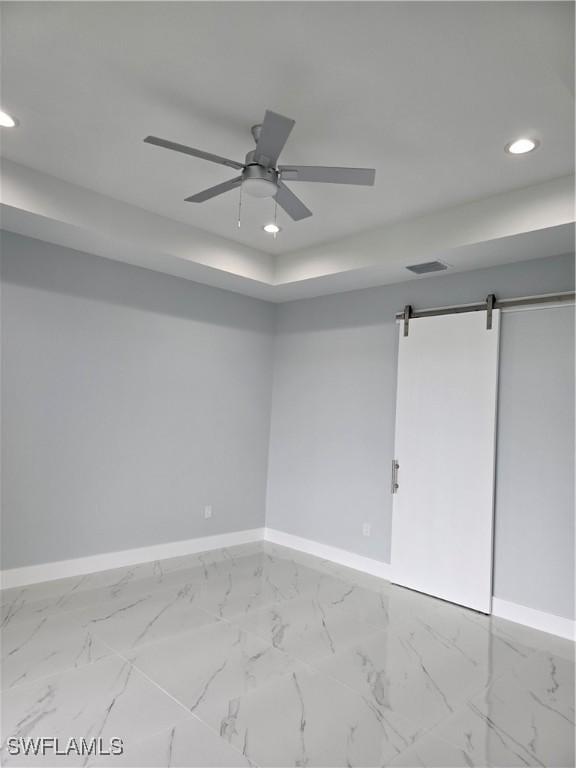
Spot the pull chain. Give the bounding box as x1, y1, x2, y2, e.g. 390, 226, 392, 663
273, 198, 278, 239
237, 186, 243, 228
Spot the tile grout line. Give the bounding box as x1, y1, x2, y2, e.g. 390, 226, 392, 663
1, 616, 259, 765
411, 646, 576, 762
369, 633, 557, 765
193, 555, 557, 766
4, 544, 571, 767
95, 635, 262, 767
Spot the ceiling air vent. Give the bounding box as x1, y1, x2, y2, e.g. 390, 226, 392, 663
406, 260, 448, 275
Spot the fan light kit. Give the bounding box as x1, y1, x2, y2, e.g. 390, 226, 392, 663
505, 138, 539, 155
144, 109, 376, 226
263, 223, 281, 234
0, 110, 17, 128
243, 175, 277, 199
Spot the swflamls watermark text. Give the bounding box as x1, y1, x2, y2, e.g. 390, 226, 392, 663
7, 737, 124, 757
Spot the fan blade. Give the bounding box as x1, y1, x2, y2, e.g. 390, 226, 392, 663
144, 136, 244, 170
274, 181, 312, 221
253, 111, 295, 167
279, 165, 375, 186
185, 176, 243, 203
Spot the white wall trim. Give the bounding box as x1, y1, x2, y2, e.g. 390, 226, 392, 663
264, 528, 573, 640
263, 527, 392, 581
2, 525, 573, 642
0, 528, 265, 589
492, 597, 575, 641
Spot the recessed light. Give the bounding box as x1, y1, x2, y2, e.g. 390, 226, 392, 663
0, 110, 17, 128
263, 223, 281, 234
505, 138, 539, 155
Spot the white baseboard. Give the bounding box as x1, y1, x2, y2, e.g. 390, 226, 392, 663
492, 597, 575, 641
263, 527, 392, 581
264, 528, 573, 641
2, 525, 573, 642
0, 528, 265, 590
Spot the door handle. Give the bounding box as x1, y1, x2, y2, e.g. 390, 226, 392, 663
391, 459, 399, 494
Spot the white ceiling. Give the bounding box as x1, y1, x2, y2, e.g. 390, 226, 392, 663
1, 1, 574, 258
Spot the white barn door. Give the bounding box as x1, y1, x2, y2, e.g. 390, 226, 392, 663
390, 310, 500, 613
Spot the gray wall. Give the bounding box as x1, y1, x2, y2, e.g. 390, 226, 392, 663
267, 254, 575, 619
494, 304, 574, 619
1, 232, 275, 568
2, 231, 574, 620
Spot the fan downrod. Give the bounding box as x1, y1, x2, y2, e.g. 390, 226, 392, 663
251, 124, 262, 143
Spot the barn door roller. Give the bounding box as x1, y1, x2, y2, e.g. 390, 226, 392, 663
486, 294, 496, 330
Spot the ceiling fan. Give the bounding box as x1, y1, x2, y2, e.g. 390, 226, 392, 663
144, 110, 376, 221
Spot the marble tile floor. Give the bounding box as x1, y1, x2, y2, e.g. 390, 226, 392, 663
1, 541, 574, 767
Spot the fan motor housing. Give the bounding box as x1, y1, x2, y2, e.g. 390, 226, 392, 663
242, 163, 278, 184
242, 163, 279, 198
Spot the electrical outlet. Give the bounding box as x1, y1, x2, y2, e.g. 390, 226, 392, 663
362, 522, 371, 537
204, 505, 213, 519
